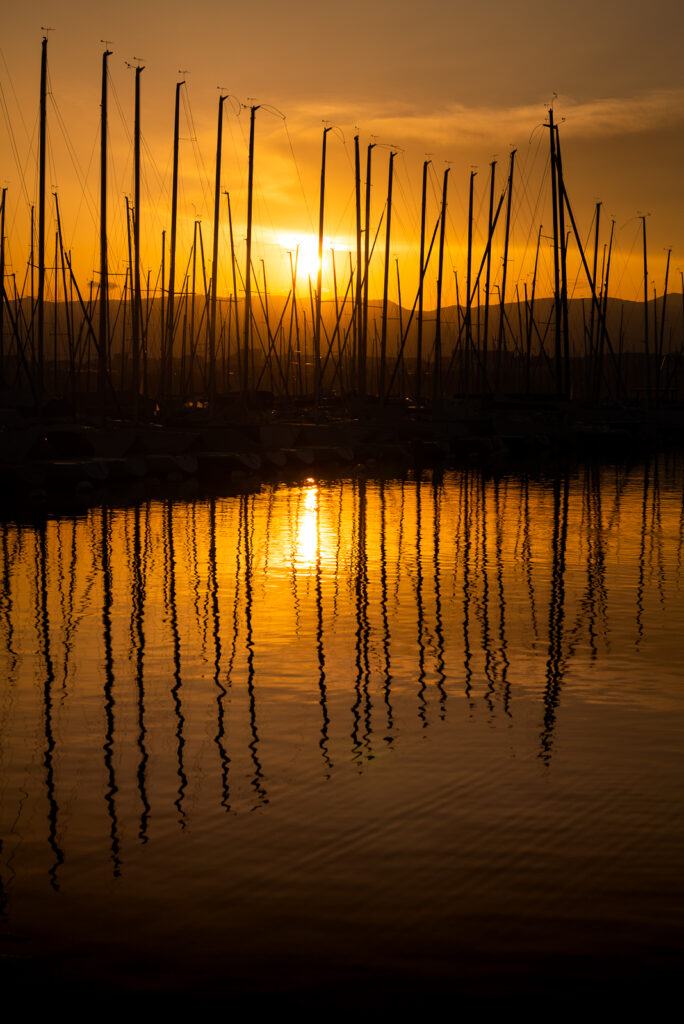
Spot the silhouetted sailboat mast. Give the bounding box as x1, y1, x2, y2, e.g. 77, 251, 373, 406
210, 94, 227, 403
641, 214, 650, 393
354, 135, 362, 392
133, 63, 144, 412
1, 37, 679, 415
37, 35, 48, 402
483, 160, 496, 389
164, 79, 184, 398
98, 47, 112, 403
0, 186, 6, 382
496, 149, 515, 391
416, 158, 429, 404
360, 141, 375, 398
379, 150, 395, 399
554, 127, 570, 397
314, 125, 332, 406
434, 167, 449, 401
243, 104, 258, 394
464, 168, 475, 393
548, 108, 563, 396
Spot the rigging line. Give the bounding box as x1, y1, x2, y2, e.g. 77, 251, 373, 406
184, 87, 213, 206
105, 119, 128, 267
514, 135, 547, 245
107, 66, 132, 147
140, 132, 168, 196
224, 102, 247, 196
0, 48, 31, 145
568, 245, 584, 302
427, 160, 443, 210
510, 154, 535, 245
473, 176, 488, 247
393, 168, 419, 239
24, 110, 40, 200
69, 125, 100, 261
331, 184, 355, 240
249, 115, 292, 250
568, 204, 599, 302
182, 87, 213, 216
515, 131, 544, 222
339, 132, 355, 177
505, 158, 532, 281
0, 81, 31, 206
47, 95, 99, 226
47, 135, 60, 221
395, 155, 424, 247
6, 98, 40, 206
401, 151, 424, 238
613, 220, 642, 298
142, 141, 173, 236
512, 148, 550, 290
283, 118, 314, 234
442, 162, 471, 231
441, 168, 478, 262
140, 147, 171, 244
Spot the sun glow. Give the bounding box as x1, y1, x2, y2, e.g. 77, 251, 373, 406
277, 233, 350, 288
295, 484, 320, 569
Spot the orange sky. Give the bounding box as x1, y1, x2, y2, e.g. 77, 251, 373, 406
1, 1, 683, 305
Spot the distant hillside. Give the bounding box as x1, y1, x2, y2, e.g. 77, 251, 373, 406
4, 293, 682, 362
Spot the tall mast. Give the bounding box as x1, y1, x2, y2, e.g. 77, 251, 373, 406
641, 215, 650, 393
434, 167, 450, 402
658, 247, 672, 397
395, 257, 404, 395
361, 141, 375, 398
314, 125, 332, 407
133, 64, 144, 410
38, 35, 48, 399
416, 159, 429, 405
165, 79, 184, 397
210, 95, 227, 403
290, 247, 301, 394
54, 193, 74, 401
30, 205, 35, 362
548, 108, 562, 396
0, 187, 6, 383
188, 220, 198, 389
379, 150, 395, 400
483, 160, 496, 390
243, 104, 258, 395
526, 224, 542, 395
595, 218, 614, 402
465, 169, 476, 394
589, 200, 601, 396
497, 149, 516, 390
354, 135, 362, 391
593, 218, 610, 401
98, 46, 112, 403
554, 127, 570, 397
160, 229, 165, 394
225, 191, 240, 390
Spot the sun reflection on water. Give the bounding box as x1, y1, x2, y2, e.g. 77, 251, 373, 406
294, 482, 319, 569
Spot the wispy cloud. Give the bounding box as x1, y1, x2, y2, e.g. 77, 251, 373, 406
284, 89, 684, 148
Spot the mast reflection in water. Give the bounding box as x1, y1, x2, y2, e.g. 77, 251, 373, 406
1, 459, 683, 1006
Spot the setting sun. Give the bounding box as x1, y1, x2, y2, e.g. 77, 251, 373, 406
277, 233, 350, 289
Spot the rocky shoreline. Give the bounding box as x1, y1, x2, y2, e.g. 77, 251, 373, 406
2, 395, 684, 514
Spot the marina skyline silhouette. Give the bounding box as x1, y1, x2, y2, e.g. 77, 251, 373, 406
1, 2, 683, 1008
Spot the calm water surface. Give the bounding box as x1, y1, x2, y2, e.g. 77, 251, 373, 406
1, 459, 683, 1005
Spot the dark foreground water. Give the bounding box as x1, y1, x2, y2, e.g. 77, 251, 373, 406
1, 458, 683, 1008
